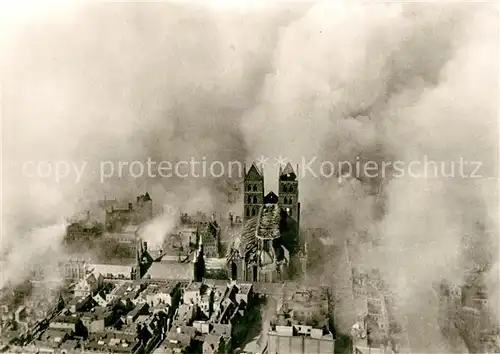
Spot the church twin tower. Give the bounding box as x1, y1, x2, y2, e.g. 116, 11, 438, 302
224, 162, 302, 283
243, 162, 300, 227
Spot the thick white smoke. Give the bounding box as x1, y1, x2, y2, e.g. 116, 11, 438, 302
0, 223, 67, 289
240, 1, 498, 351
0, 3, 305, 288
139, 186, 216, 250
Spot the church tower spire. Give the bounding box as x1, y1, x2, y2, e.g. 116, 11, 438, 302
279, 163, 299, 227
244, 163, 264, 221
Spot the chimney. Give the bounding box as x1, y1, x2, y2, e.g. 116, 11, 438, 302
143, 242, 148, 251
128, 202, 133, 210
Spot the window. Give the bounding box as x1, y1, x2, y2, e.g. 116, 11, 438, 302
253, 185, 258, 192
283, 185, 288, 193
247, 196, 252, 204
247, 185, 252, 192
246, 208, 250, 217
284, 197, 288, 204
252, 208, 256, 216
289, 197, 293, 204
253, 196, 257, 204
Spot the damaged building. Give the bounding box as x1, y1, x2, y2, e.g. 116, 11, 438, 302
226, 163, 302, 283
101, 193, 153, 232
267, 283, 335, 354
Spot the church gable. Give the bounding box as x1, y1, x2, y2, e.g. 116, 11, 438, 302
263, 192, 278, 204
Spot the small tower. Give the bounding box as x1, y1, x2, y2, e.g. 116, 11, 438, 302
243, 163, 264, 221
193, 234, 205, 282
279, 163, 300, 226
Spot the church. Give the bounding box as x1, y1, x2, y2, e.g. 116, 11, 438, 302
226, 162, 303, 283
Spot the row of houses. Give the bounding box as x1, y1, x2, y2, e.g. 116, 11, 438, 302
12, 275, 257, 354
25, 277, 183, 353
154, 279, 255, 354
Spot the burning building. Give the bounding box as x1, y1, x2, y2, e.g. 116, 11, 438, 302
226, 163, 301, 283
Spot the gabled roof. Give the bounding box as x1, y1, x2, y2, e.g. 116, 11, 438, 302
280, 163, 296, 178
264, 191, 278, 204
246, 163, 263, 180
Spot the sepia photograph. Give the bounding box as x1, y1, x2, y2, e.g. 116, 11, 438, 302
0, 1, 498, 353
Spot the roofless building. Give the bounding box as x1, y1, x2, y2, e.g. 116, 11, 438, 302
226, 163, 301, 283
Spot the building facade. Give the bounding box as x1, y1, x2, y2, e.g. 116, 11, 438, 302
197, 219, 221, 258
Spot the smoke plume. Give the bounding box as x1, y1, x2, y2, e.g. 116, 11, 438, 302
240, 2, 498, 351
